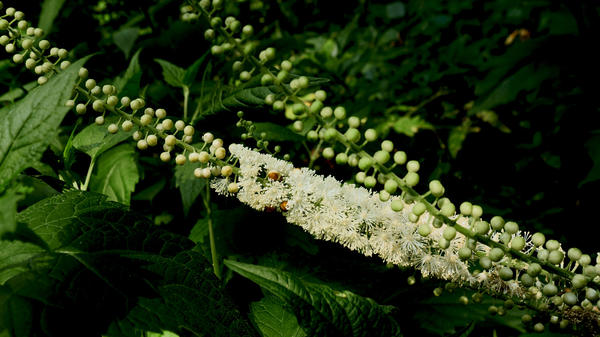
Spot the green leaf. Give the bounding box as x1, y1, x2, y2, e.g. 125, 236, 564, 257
221, 86, 278, 110
580, 134, 600, 186
448, 120, 471, 158
0, 186, 21, 236
250, 295, 307, 337
89, 144, 139, 205
114, 49, 142, 98
253, 122, 304, 142
414, 291, 528, 335
72, 116, 134, 160
0, 56, 90, 192
38, 0, 67, 34
224, 260, 401, 337
3, 191, 255, 337
392, 115, 433, 137
183, 51, 209, 87
0, 88, 24, 103
0, 284, 33, 337
114, 27, 140, 59
155, 59, 186, 88
174, 161, 206, 216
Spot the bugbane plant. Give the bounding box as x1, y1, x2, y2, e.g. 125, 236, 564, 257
1, 0, 599, 336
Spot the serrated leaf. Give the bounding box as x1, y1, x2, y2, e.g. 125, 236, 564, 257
2, 191, 255, 337
250, 295, 307, 337
155, 59, 186, 88
174, 161, 206, 216
448, 123, 470, 158
414, 291, 528, 335
221, 86, 277, 110
0, 56, 90, 192
392, 115, 433, 137
253, 122, 304, 142
224, 260, 401, 337
72, 116, 134, 159
89, 144, 139, 205
38, 0, 67, 34
114, 49, 142, 98
114, 27, 140, 59
183, 51, 209, 87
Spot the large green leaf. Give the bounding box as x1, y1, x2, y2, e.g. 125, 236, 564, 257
38, 0, 67, 34
174, 161, 206, 216
89, 143, 139, 205
114, 49, 142, 98
250, 295, 307, 337
221, 86, 278, 110
72, 116, 134, 160
0, 191, 255, 337
0, 57, 89, 192
224, 260, 401, 337
155, 59, 186, 88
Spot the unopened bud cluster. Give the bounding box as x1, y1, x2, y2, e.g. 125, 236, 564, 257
0, 3, 70, 85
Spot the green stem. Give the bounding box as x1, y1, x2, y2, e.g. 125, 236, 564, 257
80, 157, 95, 191
203, 182, 221, 279
183, 85, 190, 122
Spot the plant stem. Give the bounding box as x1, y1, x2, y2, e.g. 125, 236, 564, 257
80, 157, 95, 191
183, 85, 190, 122
203, 182, 221, 279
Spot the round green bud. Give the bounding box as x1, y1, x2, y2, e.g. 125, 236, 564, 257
440, 202, 455, 217
490, 216, 505, 231
92, 99, 104, 112
364, 128, 377, 142
572, 274, 587, 289
121, 120, 133, 132
459, 202, 472, 216
415, 223, 431, 237
239, 71, 251, 81
474, 221, 489, 235
586, 288, 599, 301
531, 232, 545, 247
458, 247, 472, 260
232, 60, 243, 72
537, 249, 549, 262
273, 100, 285, 111
568, 248, 582, 261
297, 76, 309, 88
291, 121, 303, 133
479, 256, 492, 269
438, 237, 450, 249
488, 247, 504, 262
583, 265, 597, 278
393, 151, 407, 165
521, 314, 532, 323
412, 202, 427, 216
384, 180, 398, 194
324, 128, 337, 141
348, 116, 360, 128
322, 147, 335, 159
428, 180, 444, 197
364, 176, 376, 188
579, 254, 591, 266
277, 70, 288, 81
499, 267, 513, 280
391, 199, 404, 212
307, 130, 319, 142
504, 221, 519, 234
374, 150, 390, 164
404, 172, 419, 187
406, 160, 420, 172
527, 263, 542, 276
500, 232, 511, 245
380, 140, 394, 153
520, 273, 534, 286
280, 60, 292, 71
443, 226, 456, 241
210, 45, 223, 55
471, 205, 483, 218
344, 128, 361, 143
545, 239, 560, 251
379, 190, 390, 202
358, 157, 373, 171
334, 106, 346, 119
315, 90, 326, 101
355, 172, 366, 184
548, 250, 564, 265
563, 292, 578, 306
107, 123, 118, 134
242, 24, 253, 37
533, 323, 544, 332
261, 74, 274, 85
210, 17, 222, 28
335, 152, 348, 165
510, 236, 526, 251
543, 283, 558, 297
310, 100, 324, 115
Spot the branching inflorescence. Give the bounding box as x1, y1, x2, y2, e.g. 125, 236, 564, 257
1, 0, 599, 333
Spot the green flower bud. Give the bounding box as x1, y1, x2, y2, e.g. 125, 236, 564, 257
345, 128, 361, 143
364, 176, 376, 188
335, 152, 348, 165
393, 151, 407, 165
490, 216, 504, 231
428, 180, 444, 197
443, 227, 456, 241
440, 202, 455, 217
322, 147, 334, 159
358, 157, 373, 171
404, 172, 419, 187
334, 106, 346, 119
384, 179, 398, 194
418, 223, 431, 237
374, 150, 390, 164
459, 202, 472, 216
474, 221, 489, 235
548, 250, 564, 265
510, 236, 526, 251
412, 202, 426, 216
499, 267, 513, 280
527, 263, 542, 276
391, 199, 404, 212
458, 247, 472, 260
488, 247, 504, 262
504, 221, 519, 234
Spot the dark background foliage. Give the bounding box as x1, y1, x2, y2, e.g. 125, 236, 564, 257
1, 0, 599, 336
